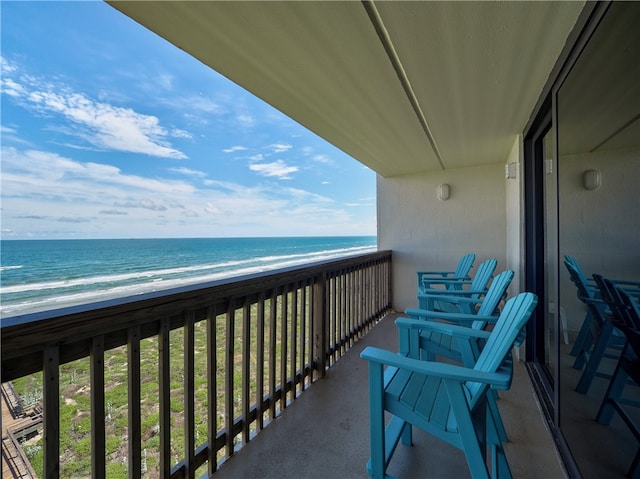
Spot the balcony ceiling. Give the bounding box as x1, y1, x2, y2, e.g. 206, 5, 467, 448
108, 1, 584, 178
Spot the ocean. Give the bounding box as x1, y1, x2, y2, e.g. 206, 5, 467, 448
0, 236, 377, 318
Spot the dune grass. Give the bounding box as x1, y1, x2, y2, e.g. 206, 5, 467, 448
11, 296, 307, 479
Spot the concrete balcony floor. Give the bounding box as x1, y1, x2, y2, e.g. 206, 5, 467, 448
215, 313, 566, 479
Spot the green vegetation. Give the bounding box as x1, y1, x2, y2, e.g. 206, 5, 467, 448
11, 293, 314, 478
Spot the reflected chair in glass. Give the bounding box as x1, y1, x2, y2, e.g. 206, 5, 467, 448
594, 278, 640, 479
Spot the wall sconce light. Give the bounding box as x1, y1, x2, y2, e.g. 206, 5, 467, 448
437, 183, 451, 201
583, 169, 601, 191
505, 162, 517, 179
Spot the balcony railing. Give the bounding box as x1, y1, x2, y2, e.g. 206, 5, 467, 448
1, 250, 392, 478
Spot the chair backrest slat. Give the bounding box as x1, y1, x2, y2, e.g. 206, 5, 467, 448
564, 258, 593, 300
593, 274, 633, 328
564, 255, 589, 283
470, 269, 514, 329
455, 253, 476, 278
615, 288, 640, 383
466, 292, 537, 405
467, 258, 498, 299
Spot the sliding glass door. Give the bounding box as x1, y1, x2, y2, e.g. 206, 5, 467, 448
526, 2, 640, 476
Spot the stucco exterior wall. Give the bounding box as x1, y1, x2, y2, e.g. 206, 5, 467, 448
377, 161, 511, 311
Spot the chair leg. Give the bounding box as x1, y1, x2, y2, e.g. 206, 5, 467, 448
447, 381, 491, 479
596, 350, 628, 425
367, 362, 386, 479
487, 391, 508, 443
486, 404, 512, 479
401, 421, 412, 446
576, 320, 615, 393
571, 310, 594, 359
629, 449, 640, 479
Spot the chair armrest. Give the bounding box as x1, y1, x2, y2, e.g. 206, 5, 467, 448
610, 279, 640, 288
422, 278, 474, 285
418, 289, 486, 297
416, 293, 485, 304
579, 295, 608, 307
615, 283, 640, 299
417, 270, 456, 277
360, 346, 511, 388
421, 275, 470, 283
404, 307, 497, 325
396, 317, 492, 339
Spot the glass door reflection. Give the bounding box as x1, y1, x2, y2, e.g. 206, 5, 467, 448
556, 3, 640, 476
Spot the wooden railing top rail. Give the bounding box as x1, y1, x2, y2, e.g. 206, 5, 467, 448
1, 250, 391, 381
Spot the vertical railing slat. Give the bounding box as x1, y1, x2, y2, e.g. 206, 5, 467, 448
269, 289, 277, 419
91, 335, 106, 479
331, 273, 337, 362
159, 317, 171, 478
291, 285, 298, 400
300, 284, 307, 392
224, 303, 235, 457
242, 300, 251, 444
184, 311, 196, 478
339, 272, 345, 354
256, 295, 265, 431
347, 268, 353, 347
280, 287, 288, 410
43, 346, 60, 479
128, 326, 141, 479
312, 274, 326, 378
207, 306, 218, 475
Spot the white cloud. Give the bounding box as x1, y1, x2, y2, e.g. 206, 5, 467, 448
1, 146, 364, 238
313, 154, 332, 164
170, 167, 207, 178
99, 209, 128, 215
1, 147, 194, 201
182, 209, 199, 218
249, 160, 298, 180
269, 143, 292, 153
1, 63, 188, 159
58, 216, 92, 223
223, 146, 247, 153
171, 128, 192, 139
236, 114, 254, 128
204, 202, 225, 215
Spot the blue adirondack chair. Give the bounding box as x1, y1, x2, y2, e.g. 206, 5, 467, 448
402, 269, 515, 443
403, 269, 515, 364
565, 260, 627, 393
361, 292, 538, 479
564, 255, 640, 358
565, 255, 640, 293
594, 279, 640, 479
564, 256, 600, 359
416, 258, 497, 313
416, 253, 475, 294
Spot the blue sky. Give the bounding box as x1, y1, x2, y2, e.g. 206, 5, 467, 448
0, 2, 376, 240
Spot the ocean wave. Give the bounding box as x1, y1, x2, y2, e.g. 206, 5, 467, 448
0, 244, 376, 316
0, 245, 374, 295
0, 265, 23, 272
